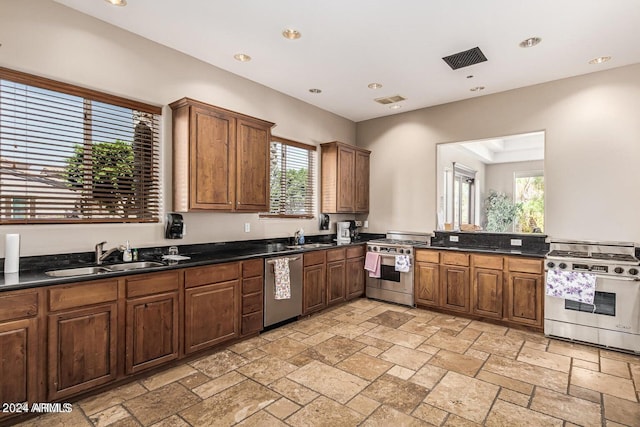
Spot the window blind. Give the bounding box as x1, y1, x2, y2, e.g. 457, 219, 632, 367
264, 136, 316, 218
0, 67, 161, 224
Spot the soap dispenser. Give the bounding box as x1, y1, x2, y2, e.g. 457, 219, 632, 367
123, 240, 132, 262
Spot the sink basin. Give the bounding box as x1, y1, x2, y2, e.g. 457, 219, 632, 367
285, 243, 333, 249
45, 266, 111, 277
106, 261, 164, 271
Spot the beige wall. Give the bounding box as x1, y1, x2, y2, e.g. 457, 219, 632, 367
357, 64, 640, 243
0, 0, 357, 256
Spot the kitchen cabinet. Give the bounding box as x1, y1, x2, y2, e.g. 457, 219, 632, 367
440, 252, 470, 313
414, 249, 544, 330
345, 245, 366, 300
170, 98, 273, 212
471, 254, 503, 319
241, 259, 264, 336
415, 250, 440, 307
320, 141, 371, 213
326, 248, 346, 306
47, 279, 119, 400
0, 289, 42, 417
124, 271, 180, 374
184, 262, 241, 354
303, 250, 327, 315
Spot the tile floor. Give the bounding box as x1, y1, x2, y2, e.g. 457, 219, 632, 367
15, 299, 640, 426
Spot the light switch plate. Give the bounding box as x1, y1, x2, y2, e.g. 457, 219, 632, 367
510, 239, 522, 246
449, 236, 459, 242
244, 223, 250, 233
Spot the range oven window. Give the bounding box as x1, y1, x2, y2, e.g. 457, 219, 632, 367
565, 291, 616, 316
380, 265, 401, 282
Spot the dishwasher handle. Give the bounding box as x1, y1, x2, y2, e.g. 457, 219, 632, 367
266, 256, 300, 264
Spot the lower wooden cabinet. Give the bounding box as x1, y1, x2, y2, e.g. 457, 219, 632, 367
345, 245, 365, 300
303, 251, 327, 315
241, 259, 264, 336
0, 289, 42, 416
472, 268, 504, 319
125, 271, 180, 375
326, 248, 346, 306
415, 250, 439, 307
440, 265, 470, 313
47, 279, 119, 400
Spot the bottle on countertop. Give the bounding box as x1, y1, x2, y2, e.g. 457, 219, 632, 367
123, 240, 133, 262
297, 228, 305, 245
132, 248, 139, 262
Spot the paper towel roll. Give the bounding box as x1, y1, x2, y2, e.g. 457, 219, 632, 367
4, 234, 20, 273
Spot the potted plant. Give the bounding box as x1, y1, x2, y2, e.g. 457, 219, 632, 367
484, 190, 522, 233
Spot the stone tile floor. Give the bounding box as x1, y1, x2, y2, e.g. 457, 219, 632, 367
15, 299, 640, 426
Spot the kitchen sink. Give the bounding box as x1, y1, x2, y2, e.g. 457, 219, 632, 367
104, 261, 164, 271
45, 266, 111, 277
285, 243, 333, 249
45, 261, 165, 277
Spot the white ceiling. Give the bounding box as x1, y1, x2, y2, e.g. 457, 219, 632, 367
54, 0, 640, 122
460, 131, 545, 164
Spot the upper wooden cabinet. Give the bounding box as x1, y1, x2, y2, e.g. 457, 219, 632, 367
320, 141, 371, 213
170, 98, 274, 212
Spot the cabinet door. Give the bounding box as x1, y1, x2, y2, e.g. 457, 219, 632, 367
472, 268, 503, 319
326, 260, 346, 305
303, 264, 326, 315
415, 262, 440, 307
336, 146, 355, 212
354, 150, 370, 212
190, 107, 235, 210
235, 118, 270, 212
48, 303, 117, 400
184, 280, 241, 354
506, 272, 543, 327
440, 265, 470, 313
126, 292, 179, 375
346, 256, 365, 300
0, 318, 39, 408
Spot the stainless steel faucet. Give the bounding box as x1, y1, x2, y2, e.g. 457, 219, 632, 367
95, 241, 125, 265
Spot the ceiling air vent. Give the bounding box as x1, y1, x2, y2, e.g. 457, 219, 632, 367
374, 95, 406, 105
442, 47, 487, 70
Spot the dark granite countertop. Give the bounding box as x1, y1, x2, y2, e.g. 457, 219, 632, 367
0, 234, 383, 292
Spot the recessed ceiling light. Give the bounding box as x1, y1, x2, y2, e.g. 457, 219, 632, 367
104, 0, 127, 6
282, 29, 301, 40
589, 56, 611, 65
233, 53, 252, 62
389, 105, 402, 110
309, 88, 322, 94
368, 83, 383, 89
519, 37, 542, 48
470, 86, 485, 92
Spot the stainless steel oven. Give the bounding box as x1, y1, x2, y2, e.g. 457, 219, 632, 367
544, 239, 640, 353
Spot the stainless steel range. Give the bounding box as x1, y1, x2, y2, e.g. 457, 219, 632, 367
365, 231, 431, 306
544, 239, 640, 353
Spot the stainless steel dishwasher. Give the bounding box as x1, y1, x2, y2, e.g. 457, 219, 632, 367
264, 255, 303, 327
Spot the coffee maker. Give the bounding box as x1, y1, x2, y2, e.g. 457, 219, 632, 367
336, 221, 351, 244
348, 220, 359, 241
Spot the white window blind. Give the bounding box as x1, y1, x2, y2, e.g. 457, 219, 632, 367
264, 136, 316, 218
0, 67, 161, 224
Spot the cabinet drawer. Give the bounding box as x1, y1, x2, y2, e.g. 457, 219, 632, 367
472, 254, 503, 270
242, 293, 263, 314
416, 250, 439, 263
507, 257, 543, 274
304, 250, 326, 266
243, 277, 263, 295
346, 245, 365, 259
48, 279, 118, 311
242, 311, 263, 335
441, 252, 469, 267
126, 271, 180, 298
0, 290, 39, 321
326, 248, 346, 262
243, 259, 263, 278
185, 262, 240, 288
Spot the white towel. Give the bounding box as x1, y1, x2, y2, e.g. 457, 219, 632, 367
274, 258, 291, 300
545, 269, 597, 305
364, 252, 381, 278
395, 255, 411, 273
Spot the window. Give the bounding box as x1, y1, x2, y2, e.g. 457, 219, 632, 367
514, 171, 544, 232
263, 136, 316, 218
444, 162, 476, 229
0, 67, 161, 224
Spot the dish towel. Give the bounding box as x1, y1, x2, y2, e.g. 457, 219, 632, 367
395, 255, 411, 273
364, 252, 381, 278
545, 269, 597, 304
274, 258, 291, 300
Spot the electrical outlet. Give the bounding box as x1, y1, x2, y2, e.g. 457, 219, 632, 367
449, 235, 459, 242
355, 220, 363, 227
510, 239, 522, 246
244, 223, 250, 233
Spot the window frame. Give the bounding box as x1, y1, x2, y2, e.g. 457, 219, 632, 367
0, 66, 162, 224
260, 135, 317, 219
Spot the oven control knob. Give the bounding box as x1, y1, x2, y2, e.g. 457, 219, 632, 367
547, 262, 555, 268
614, 267, 624, 274
629, 268, 639, 275
406, 249, 411, 255
559, 263, 567, 269
399, 248, 404, 254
